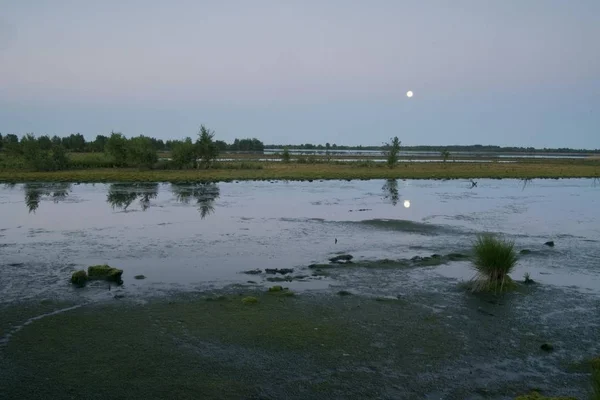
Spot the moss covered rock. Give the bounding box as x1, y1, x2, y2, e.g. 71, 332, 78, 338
87, 265, 123, 283
71, 270, 88, 287
242, 296, 258, 304
514, 391, 576, 400
268, 285, 283, 292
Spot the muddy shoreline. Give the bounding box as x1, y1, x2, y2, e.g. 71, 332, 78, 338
1, 281, 599, 400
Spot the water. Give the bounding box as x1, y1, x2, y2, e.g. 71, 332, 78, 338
0, 179, 598, 303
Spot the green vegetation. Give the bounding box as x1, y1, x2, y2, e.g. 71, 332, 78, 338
281, 146, 291, 163
87, 265, 123, 283
70, 270, 88, 287
196, 125, 219, 169
385, 136, 401, 168
514, 392, 576, 400
441, 149, 451, 162
1, 160, 598, 182
241, 296, 258, 304
470, 234, 518, 293
592, 356, 600, 400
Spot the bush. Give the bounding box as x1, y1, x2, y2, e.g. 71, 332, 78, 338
470, 234, 518, 292
128, 136, 158, 168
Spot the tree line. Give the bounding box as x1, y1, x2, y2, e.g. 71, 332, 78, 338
0, 128, 266, 171
0, 132, 264, 155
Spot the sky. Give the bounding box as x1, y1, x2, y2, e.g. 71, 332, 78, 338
0, 0, 599, 148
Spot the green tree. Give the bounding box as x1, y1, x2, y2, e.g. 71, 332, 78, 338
105, 132, 129, 166
3, 134, 21, 155
281, 147, 291, 163
196, 125, 219, 169
171, 138, 197, 169
51, 145, 69, 170
385, 136, 401, 168
128, 136, 158, 168
441, 149, 450, 162
38, 135, 52, 151
214, 140, 228, 152
91, 135, 108, 152
51, 135, 62, 147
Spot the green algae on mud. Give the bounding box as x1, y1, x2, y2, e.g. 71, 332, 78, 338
1, 288, 597, 400
0, 159, 598, 182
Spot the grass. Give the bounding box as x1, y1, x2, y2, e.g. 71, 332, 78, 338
469, 234, 518, 293
592, 357, 600, 400
0, 160, 598, 182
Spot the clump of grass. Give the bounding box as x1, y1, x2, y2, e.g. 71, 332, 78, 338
592, 356, 600, 400
469, 234, 518, 293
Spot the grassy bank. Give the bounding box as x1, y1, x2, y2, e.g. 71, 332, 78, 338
0, 160, 599, 182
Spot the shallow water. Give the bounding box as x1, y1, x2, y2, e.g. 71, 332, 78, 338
0, 179, 598, 303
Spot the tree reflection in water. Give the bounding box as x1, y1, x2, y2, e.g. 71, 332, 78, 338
382, 179, 399, 206
24, 183, 72, 213
171, 182, 220, 218
106, 183, 159, 211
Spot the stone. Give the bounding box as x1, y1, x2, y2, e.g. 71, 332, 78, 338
241, 269, 262, 275
544, 241, 555, 247
265, 268, 294, 275
329, 254, 353, 263
134, 275, 146, 280
540, 343, 554, 352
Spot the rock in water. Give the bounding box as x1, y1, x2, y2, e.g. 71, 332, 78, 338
264, 268, 294, 275
329, 254, 353, 263
544, 241, 555, 247
241, 269, 262, 275
540, 343, 554, 352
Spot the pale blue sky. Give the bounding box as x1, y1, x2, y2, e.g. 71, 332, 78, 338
1, 0, 599, 148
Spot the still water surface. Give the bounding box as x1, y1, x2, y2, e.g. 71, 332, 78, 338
0, 179, 598, 303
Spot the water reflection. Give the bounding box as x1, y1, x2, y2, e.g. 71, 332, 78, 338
382, 179, 399, 206
171, 183, 220, 218
24, 183, 72, 213
106, 183, 159, 211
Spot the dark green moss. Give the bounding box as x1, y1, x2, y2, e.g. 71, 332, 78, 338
241, 296, 258, 304
268, 285, 283, 292
87, 265, 123, 283
514, 391, 576, 400
70, 270, 88, 287
337, 290, 352, 296
134, 275, 146, 280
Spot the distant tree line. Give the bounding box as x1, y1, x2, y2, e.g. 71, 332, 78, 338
0, 126, 263, 171
0, 132, 264, 154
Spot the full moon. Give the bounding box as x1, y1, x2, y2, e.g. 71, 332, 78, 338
403, 200, 411, 208
406, 91, 413, 98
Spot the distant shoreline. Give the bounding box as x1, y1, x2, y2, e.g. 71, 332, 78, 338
1, 160, 598, 183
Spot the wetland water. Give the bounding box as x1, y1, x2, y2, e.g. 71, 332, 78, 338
1, 179, 599, 399
1, 179, 598, 303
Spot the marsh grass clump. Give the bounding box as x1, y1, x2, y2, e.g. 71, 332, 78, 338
87, 265, 123, 283
241, 296, 258, 304
514, 392, 576, 400
70, 270, 88, 287
469, 234, 518, 293
592, 357, 600, 400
